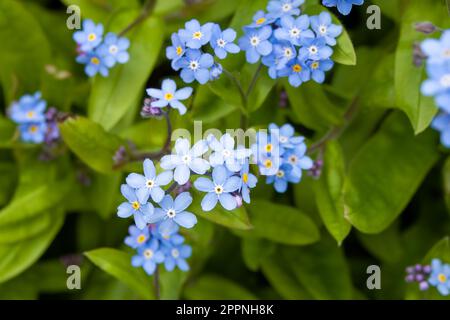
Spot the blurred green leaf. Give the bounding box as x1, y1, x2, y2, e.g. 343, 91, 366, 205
443, 157, 450, 216
160, 268, 188, 300
344, 113, 440, 233
241, 238, 275, 272
0, 117, 16, 149
184, 274, 257, 299
61, 0, 140, 22
84, 248, 155, 299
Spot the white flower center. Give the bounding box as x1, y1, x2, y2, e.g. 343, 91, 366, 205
440, 74, 450, 88
319, 25, 327, 34
143, 249, 153, 259
250, 36, 260, 47
282, 3, 292, 12
146, 179, 155, 189
214, 185, 224, 195
189, 60, 199, 71
167, 209, 176, 218
309, 45, 318, 55
279, 136, 288, 143
171, 249, 180, 258
443, 49, 450, 58
193, 31, 203, 40
217, 38, 227, 48
109, 45, 119, 54
289, 28, 300, 38
222, 149, 232, 158
289, 155, 298, 164
182, 154, 192, 164
276, 170, 285, 178
284, 48, 293, 58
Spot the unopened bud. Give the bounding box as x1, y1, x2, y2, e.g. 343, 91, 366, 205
141, 98, 163, 118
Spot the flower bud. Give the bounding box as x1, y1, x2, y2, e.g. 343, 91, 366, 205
141, 98, 163, 118
414, 22, 437, 34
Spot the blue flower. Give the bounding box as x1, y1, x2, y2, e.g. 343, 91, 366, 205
238, 26, 273, 64
210, 25, 240, 59
272, 42, 297, 70
117, 184, 155, 229
125, 225, 150, 249
146, 79, 193, 115
322, 0, 364, 16
308, 59, 334, 83
207, 133, 251, 172
251, 131, 282, 176
194, 165, 241, 211
178, 19, 213, 49
160, 138, 210, 185
278, 57, 311, 87
73, 19, 104, 52
428, 259, 450, 296
431, 112, 450, 148
161, 237, 192, 272
268, 123, 304, 149
19, 122, 48, 144
262, 51, 280, 79
244, 10, 276, 30
126, 159, 173, 204
266, 164, 300, 193
132, 239, 165, 275
267, 0, 304, 19
421, 30, 450, 66
282, 142, 314, 178
299, 38, 333, 61
274, 15, 315, 46
210, 63, 223, 81
96, 32, 130, 67
9, 92, 46, 124
310, 12, 343, 46
176, 49, 214, 84
239, 161, 258, 204
166, 33, 186, 70
148, 192, 198, 235
76, 51, 110, 77
421, 61, 450, 112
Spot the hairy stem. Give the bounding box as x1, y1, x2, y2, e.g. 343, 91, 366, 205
119, 0, 156, 37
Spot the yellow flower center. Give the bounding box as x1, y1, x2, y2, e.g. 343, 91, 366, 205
292, 64, 302, 73
242, 173, 249, 184
193, 31, 202, 40
311, 62, 319, 70
264, 159, 273, 168
438, 273, 447, 283
132, 201, 140, 210
256, 17, 266, 25
26, 111, 35, 119
176, 46, 183, 55
29, 125, 38, 133
90, 57, 100, 65
88, 33, 97, 42
137, 235, 146, 244
265, 143, 273, 153
164, 93, 174, 101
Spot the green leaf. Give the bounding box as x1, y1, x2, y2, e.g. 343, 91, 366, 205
0, 117, 16, 149
443, 157, 450, 216
59, 116, 124, 173
241, 238, 275, 272
84, 248, 155, 300
184, 275, 257, 299
61, 0, 140, 22
344, 113, 440, 233
190, 190, 252, 230
88, 14, 164, 130
281, 236, 353, 299
160, 269, 188, 300
394, 0, 449, 133
242, 199, 320, 245
314, 140, 351, 244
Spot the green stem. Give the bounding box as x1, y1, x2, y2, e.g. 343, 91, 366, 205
222, 68, 248, 114
119, 0, 156, 37
246, 63, 263, 98
153, 266, 160, 300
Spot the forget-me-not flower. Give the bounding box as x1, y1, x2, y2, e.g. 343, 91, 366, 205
176, 49, 215, 84
239, 161, 258, 204
308, 59, 334, 83
267, 164, 300, 193
421, 61, 450, 112
310, 12, 343, 46
239, 26, 273, 64
207, 133, 251, 172
76, 51, 110, 77
73, 19, 104, 52
210, 25, 240, 59
132, 239, 165, 275
428, 259, 450, 296
300, 37, 333, 61
421, 30, 450, 66
117, 184, 154, 229
267, 0, 304, 19
146, 79, 193, 115
178, 19, 214, 49
19, 122, 48, 144
279, 57, 311, 87
274, 15, 315, 46
161, 237, 192, 272
283, 143, 314, 178
9, 92, 46, 124
125, 225, 150, 249
322, 0, 364, 16
244, 11, 276, 30
97, 32, 130, 67
166, 33, 186, 70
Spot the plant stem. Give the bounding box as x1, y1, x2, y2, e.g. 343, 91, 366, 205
153, 266, 161, 300
119, 0, 156, 37
246, 63, 263, 99
222, 68, 248, 114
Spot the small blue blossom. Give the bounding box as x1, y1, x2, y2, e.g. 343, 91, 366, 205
262, 52, 280, 79
310, 12, 343, 46
126, 159, 173, 204
299, 38, 333, 61
251, 131, 282, 176
19, 122, 48, 144
278, 57, 311, 87
267, 164, 300, 193
125, 225, 150, 249
161, 237, 192, 272
282, 143, 314, 178
421, 61, 450, 112
178, 19, 213, 49
268, 123, 304, 149
431, 112, 450, 148
96, 32, 130, 67
160, 138, 210, 185
117, 184, 155, 230
146, 79, 193, 115
9, 92, 46, 124
274, 15, 315, 46
428, 259, 450, 296
210, 25, 240, 59
239, 26, 273, 64
207, 133, 251, 172
421, 30, 450, 66
267, 0, 304, 19
132, 239, 165, 275
210, 63, 223, 81
272, 42, 297, 70
176, 49, 214, 84
244, 11, 276, 30
308, 59, 334, 83
239, 161, 258, 204
76, 51, 110, 77
73, 19, 104, 52
322, 0, 364, 16
194, 165, 241, 211
148, 192, 198, 235
166, 33, 186, 70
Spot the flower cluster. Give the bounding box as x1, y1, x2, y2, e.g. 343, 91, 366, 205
125, 225, 192, 275
405, 259, 450, 296
8, 92, 60, 144
167, 19, 240, 84
238, 1, 342, 87
146, 79, 193, 115
420, 30, 450, 147
252, 123, 313, 193
73, 19, 130, 77
321, 0, 364, 16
